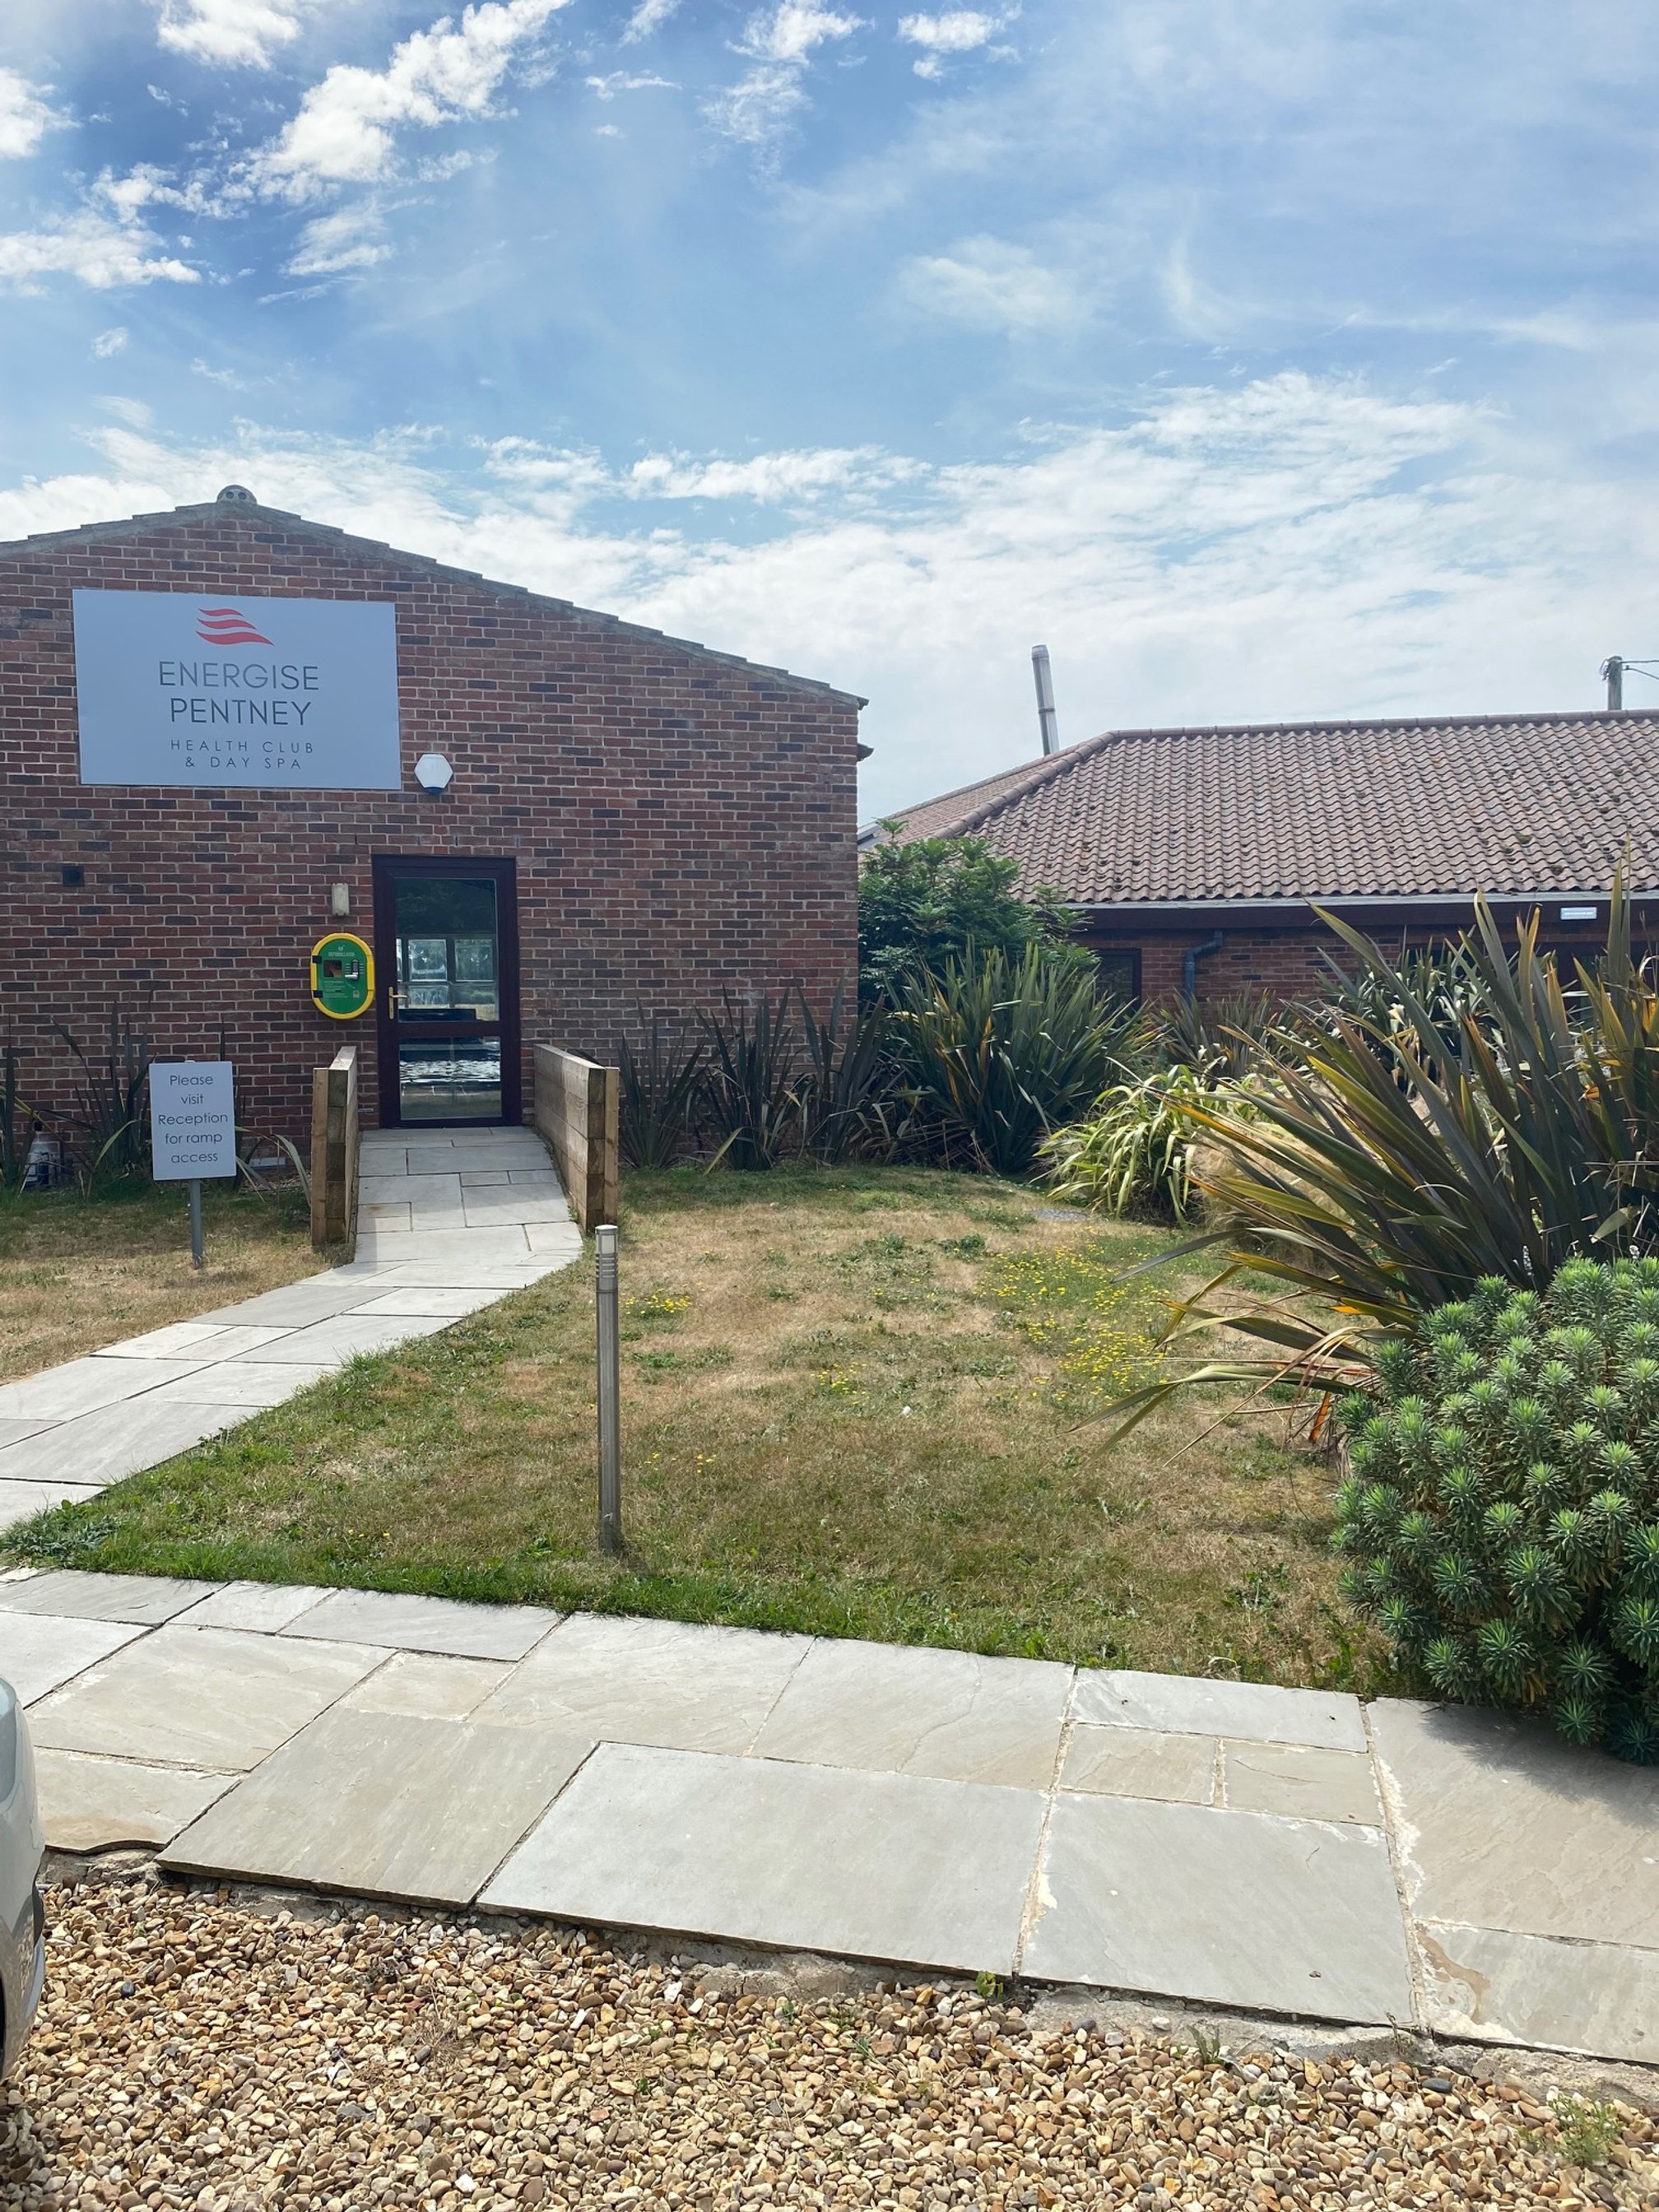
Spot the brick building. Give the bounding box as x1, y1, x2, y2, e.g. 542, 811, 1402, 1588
873, 711, 1659, 1001
1, 489, 862, 1144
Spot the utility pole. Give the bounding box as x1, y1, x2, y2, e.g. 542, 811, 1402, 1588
1601, 655, 1625, 711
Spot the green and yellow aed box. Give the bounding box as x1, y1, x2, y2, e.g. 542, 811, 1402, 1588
309, 932, 374, 1020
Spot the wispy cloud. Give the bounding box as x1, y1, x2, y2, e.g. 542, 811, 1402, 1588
155, 0, 322, 68
896, 8, 1015, 77
620, 0, 680, 43
286, 203, 391, 274
0, 67, 67, 159
91, 328, 130, 357
895, 235, 1079, 333
250, 0, 569, 197
5, 374, 1640, 814
705, 2, 863, 149
0, 211, 198, 291
585, 71, 676, 100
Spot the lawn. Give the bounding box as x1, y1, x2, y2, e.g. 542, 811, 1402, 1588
7, 1165, 1387, 1689
0, 1181, 322, 1383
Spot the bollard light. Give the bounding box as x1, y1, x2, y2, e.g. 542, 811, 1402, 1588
595, 1224, 623, 1554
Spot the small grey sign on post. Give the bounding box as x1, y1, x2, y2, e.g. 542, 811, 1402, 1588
150, 1061, 236, 1267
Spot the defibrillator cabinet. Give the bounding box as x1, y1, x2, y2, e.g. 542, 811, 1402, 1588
310, 932, 374, 1020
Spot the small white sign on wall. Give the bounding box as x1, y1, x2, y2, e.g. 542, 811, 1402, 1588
150, 1062, 237, 1182
73, 589, 402, 789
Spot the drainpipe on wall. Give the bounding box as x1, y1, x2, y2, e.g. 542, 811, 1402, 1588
1183, 931, 1224, 1001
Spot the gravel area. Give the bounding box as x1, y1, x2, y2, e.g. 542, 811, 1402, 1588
1, 1872, 1655, 2211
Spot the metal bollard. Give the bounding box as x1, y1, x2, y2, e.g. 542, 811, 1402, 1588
594, 1223, 623, 1554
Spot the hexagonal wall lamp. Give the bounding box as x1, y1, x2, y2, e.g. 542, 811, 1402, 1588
414, 753, 454, 795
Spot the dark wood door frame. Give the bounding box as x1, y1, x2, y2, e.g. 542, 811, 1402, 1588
370, 853, 522, 1129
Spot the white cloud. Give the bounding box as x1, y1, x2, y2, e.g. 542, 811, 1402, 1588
620, 0, 679, 41
895, 235, 1079, 333
896, 9, 1009, 51
585, 71, 676, 99
250, 0, 569, 198
4, 373, 1647, 816
286, 203, 391, 273
0, 207, 199, 292
0, 67, 64, 159
91, 327, 130, 356
623, 445, 920, 501
705, 2, 862, 147
155, 0, 319, 67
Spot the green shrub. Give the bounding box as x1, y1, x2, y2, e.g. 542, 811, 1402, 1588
857, 833, 1081, 1002
1040, 1065, 1213, 1219
895, 944, 1116, 1178
1336, 1257, 1659, 1763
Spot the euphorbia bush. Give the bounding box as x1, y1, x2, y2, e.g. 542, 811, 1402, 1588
1336, 1257, 1659, 1762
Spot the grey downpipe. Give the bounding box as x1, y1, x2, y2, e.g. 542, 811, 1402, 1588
1183, 930, 1224, 1000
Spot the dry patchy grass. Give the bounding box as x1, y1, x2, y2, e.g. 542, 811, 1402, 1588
8, 1166, 1387, 1688
0, 1182, 323, 1383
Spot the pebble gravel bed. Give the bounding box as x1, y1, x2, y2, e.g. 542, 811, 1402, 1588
0, 1872, 1654, 2211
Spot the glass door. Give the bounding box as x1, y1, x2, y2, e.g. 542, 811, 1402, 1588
371, 857, 520, 1126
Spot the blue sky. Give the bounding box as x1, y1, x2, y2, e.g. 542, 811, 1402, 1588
2, 0, 1657, 812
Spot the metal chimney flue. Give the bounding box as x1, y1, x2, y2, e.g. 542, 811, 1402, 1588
1031, 644, 1060, 756
1602, 655, 1625, 711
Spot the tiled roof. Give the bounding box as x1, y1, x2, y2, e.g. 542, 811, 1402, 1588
875, 711, 1659, 905
0, 500, 866, 709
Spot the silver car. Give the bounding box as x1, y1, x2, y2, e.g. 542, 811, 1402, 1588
0, 1683, 44, 2074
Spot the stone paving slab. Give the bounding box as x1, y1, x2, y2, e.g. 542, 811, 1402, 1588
28, 1625, 385, 1769
1369, 1698, 1659, 1948
0, 1613, 148, 1704
0, 1572, 220, 1625
1072, 1670, 1366, 1752
94, 1323, 292, 1363
1220, 1741, 1382, 1826
351, 1288, 506, 1317
165, 1708, 592, 1906
343, 1652, 511, 1718
0, 1420, 57, 1452
1061, 1724, 1216, 1804
481, 1743, 1047, 1976
0, 1397, 236, 1486
0, 1356, 219, 1424
750, 1637, 1070, 1789
35, 1749, 235, 1851
0, 1480, 103, 1524
476, 1614, 808, 1752
285, 1588, 559, 1662
1414, 1920, 1659, 2063
174, 1582, 330, 1633
1025, 1793, 1415, 2023
145, 1361, 338, 1407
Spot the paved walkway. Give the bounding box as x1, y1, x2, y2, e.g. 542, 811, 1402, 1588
2, 1572, 1653, 2067
0, 1127, 583, 1531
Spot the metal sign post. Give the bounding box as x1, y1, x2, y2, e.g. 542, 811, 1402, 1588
150, 1062, 237, 1270
595, 1223, 623, 1554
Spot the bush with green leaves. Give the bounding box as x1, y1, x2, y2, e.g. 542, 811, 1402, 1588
1336, 1257, 1659, 1763
1039, 1064, 1211, 1219
857, 832, 1080, 1002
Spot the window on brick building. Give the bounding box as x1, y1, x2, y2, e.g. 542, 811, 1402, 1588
1094, 947, 1141, 1007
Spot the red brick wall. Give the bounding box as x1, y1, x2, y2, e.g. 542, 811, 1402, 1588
0, 507, 861, 1144
1080, 916, 1633, 1007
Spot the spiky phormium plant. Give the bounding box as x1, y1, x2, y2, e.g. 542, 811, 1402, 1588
1336, 1257, 1659, 1762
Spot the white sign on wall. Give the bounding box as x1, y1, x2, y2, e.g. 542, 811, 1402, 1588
150, 1062, 238, 1182
73, 589, 402, 788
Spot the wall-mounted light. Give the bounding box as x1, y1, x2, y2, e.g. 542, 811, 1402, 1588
329, 881, 351, 918
414, 753, 454, 795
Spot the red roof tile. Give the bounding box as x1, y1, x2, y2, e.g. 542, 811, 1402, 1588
875, 712, 1659, 904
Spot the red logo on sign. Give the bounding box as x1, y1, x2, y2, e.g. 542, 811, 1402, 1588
196, 606, 272, 646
